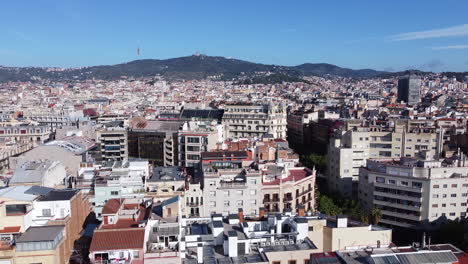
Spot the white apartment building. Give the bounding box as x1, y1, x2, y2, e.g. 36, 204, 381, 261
221, 103, 287, 139
202, 166, 262, 217
359, 157, 468, 228
178, 120, 223, 168
328, 120, 440, 197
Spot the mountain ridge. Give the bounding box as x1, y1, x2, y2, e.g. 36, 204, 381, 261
0, 55, 460, 83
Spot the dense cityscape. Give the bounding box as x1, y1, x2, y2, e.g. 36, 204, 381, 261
2, 1, 468, 263
0, 59, 466, 264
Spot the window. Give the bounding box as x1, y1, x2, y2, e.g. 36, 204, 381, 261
432, 204, 438, 208
463, 193, 468, 197
462, 212, 467, 217
187, 154, 200, 160
236, 190, 243, 195
442, 213, 446, 217
401, 181, 409, 186
187, 145, 200, 152
450, 212, 456, 216
451, 194, 457, 198
289, 260, 297, 264
273, 262, 281, 264
134, 250, 140, 259
388, 179, 396, 185
250, 200, 256, 205
432, 194, 439, 198
463, 184, 468, 188
308, 226, 314, 231
187, 137, 200, 143
111, 191, 118, 195
209, 181, 215, 186
442, 194, 447, 198
376, 177, 385, 183
443, 184, 448, 188
412, 182, 422, 188
42, 209, 51, 217
250, 179, 257, 184
209, 191, 216, 197
431, 213, 438, 217
210, 201, 216, 207
450, 203, 456, 207
452, 184, 458, 188
224, 201, 230, 206
462, 203, 467, 206
433, 184, 440, 188
442, 204, 446, 207
224, 191, 230, 197
236, 200, 243, 206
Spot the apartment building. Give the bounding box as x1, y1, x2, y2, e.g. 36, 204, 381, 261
0, 186, 90, 264
221, 103, 287, 139
262, 166, 316, 213
178, 120, 222, 168
127, 118, 183, 166
88, 160, 148, 217
287, 108, 316, 147
359, 157, 468, 228
96, 127, 128, 161
328, 120, 440, 197
202, 161, 262, 217
0, 123, 52, 146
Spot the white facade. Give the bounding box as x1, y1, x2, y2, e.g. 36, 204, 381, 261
359, 158, 468, 228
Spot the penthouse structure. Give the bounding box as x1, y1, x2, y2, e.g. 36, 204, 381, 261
221, 103, 287, 139
359, 157, 468, 228
328, 120, 440, 197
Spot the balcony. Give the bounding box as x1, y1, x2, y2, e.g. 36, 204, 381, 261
373, 190, 422, 203
186, 203, 202, 207
381, 209, 421, 222
263, 198, 280, 203
374, 199, 421, 212
218, 181, 247, 189
283, 196, 293, 202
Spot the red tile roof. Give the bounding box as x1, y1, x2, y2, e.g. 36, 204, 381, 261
263, 168, 312, 186
0, 226, 21, 234
90, 229, 144, 252
102, 199, 123, 215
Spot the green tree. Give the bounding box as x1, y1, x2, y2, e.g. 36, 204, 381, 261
370, 207, 383, 225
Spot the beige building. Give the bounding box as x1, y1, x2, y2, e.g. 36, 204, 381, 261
328, 119, 440, 197
359, 158, 468, 228
221, 103, 287, 139
262, 167, 316, 213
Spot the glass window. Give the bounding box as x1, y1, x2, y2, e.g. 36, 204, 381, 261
42, 209, 51, 217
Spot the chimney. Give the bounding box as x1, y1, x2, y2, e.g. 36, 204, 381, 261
197, 238, 203, 264
336, 215, 348, 228
259, 207, 265, 219
297, 205, 305, 217
238, 208, 244, 223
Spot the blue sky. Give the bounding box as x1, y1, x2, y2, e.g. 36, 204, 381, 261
1, 0, 468, 71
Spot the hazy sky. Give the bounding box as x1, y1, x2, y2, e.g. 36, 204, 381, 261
1, 0, 468, 71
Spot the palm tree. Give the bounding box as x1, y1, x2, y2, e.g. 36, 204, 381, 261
371, 207, 383, 225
